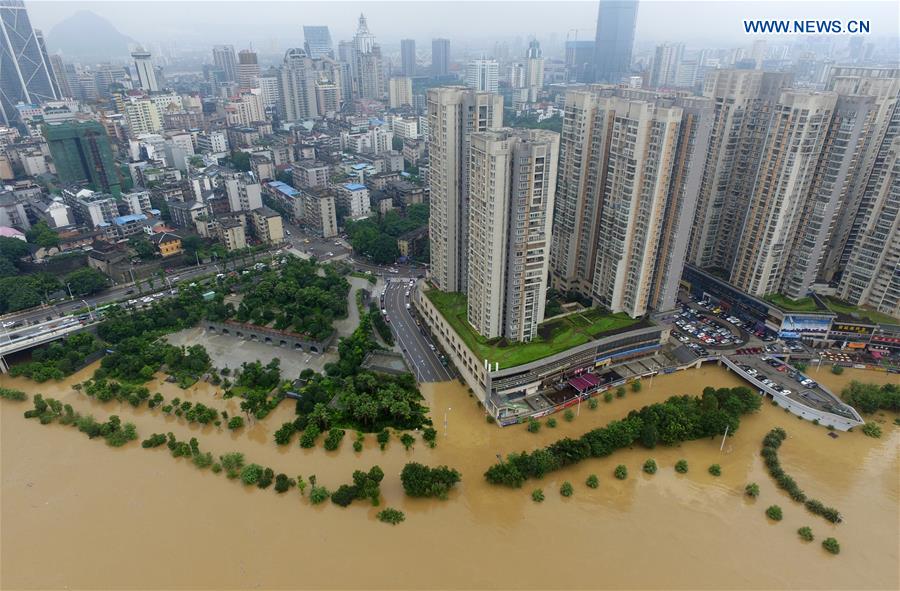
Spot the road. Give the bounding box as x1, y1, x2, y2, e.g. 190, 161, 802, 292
382, 278, 452, 383
0, 250, 275, 329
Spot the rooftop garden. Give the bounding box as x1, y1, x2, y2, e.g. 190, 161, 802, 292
763, 293, 823, 313
425, 289, 642, 369
822, 296, 898, 325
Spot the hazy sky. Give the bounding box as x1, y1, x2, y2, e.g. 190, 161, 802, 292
26, 0, 900, 52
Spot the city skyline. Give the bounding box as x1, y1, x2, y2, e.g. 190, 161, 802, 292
26, 1, 899, 56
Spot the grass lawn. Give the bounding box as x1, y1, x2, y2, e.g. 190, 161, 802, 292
822, 296, 898, 325
764, 293, 821, 313
425, 289, 641, 369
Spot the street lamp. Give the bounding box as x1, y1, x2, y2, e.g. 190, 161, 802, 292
81, 300, 94, 321
66, 282, 74, 300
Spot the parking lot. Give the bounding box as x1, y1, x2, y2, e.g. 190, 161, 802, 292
670, 301, 747, 353
729, 353, 856, 418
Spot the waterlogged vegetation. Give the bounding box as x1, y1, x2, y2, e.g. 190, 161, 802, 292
761, 428, 842, 524
291, 316, 431, 434
400, 462, 461, 499
9, 333, 104, 382
0, 386, 28, 401
23, 394, 137, 447
841, 381, 900, 414
484, 387, 760, 487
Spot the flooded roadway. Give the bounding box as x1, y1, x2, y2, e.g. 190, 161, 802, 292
1, 364, 897, 589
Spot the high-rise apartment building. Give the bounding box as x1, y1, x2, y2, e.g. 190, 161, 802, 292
131, 48, 159, 92
212, 45, 237, 82
431, 38, 450, 77
730, 91, 838, 298
400, 39, 416, 76
549, 86, 713, 316
0, 0, 59, 124
388, 76, 413, 108
258, 71, 281, 113
280, 48, 318, 121
303, 26, 333, 59
466, 128, 559, 341
123, 96, 163, 135
237, 49, 260, 88
836, 104, 900, 317
524, 40, 544, 103
821, 67, 900, 282
687, 69, 793, 273
591, 0, 639, 83
649, 43, 683, 88
350, 14, 384, 100
44, 121, 121, 196
465, 59, 499, 93
427, 86, 503, 293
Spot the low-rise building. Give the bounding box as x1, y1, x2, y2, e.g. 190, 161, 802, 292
33, 196, 73, 229
292, 159, 330, 189
338, 183, 371, 219
149, 232, 183, 257
169, 200, 209, 229
397, 226, 427, 258
112, 213, 150, 239
301, 188, 338, 238
249, 206, 284, 244
264, 181, 304, 222
218, 218, 247, 251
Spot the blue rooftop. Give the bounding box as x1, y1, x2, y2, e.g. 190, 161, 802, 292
114, 213, 148, 225
268, 180, 299, 198
343, 183, 366, 191
351, 163, 369, 170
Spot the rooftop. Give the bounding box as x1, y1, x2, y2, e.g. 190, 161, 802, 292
113, 213, 148, 225
425, 288, 644, 369
343, 182, 367, 190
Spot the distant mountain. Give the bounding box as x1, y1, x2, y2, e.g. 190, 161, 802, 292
46, 10, 136, 60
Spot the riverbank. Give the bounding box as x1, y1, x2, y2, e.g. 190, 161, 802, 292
1, 364, 897, 589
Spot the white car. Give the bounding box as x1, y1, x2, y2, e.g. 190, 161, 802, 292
406, 303, 411, 310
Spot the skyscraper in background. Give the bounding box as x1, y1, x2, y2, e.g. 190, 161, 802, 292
237, 49, 260, 87
431, 38, 450, 77
131, 48, 159, 92
212, 45, 238, 82
400, 39, 416, 76
0, 0, 58, 124
303, 26, 333, 59
591, 0, 639, 84
465, 59, 499, 93
48, 54, 71, 98
649, 43, 684, 88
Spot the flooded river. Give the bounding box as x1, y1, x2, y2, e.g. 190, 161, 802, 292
1, 363, 897, 589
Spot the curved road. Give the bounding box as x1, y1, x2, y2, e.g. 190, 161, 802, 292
383, 279, 452, 383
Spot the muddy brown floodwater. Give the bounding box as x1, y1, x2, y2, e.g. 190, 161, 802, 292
1, 363, 898, 590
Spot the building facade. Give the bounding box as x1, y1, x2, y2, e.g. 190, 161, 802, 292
427, 86, 503, 293
466, 128, 559, 341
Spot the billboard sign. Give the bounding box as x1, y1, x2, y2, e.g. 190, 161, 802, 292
779, 315, 832, 338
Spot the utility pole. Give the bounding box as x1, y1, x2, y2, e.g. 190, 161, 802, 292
720, 425, 729, 451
